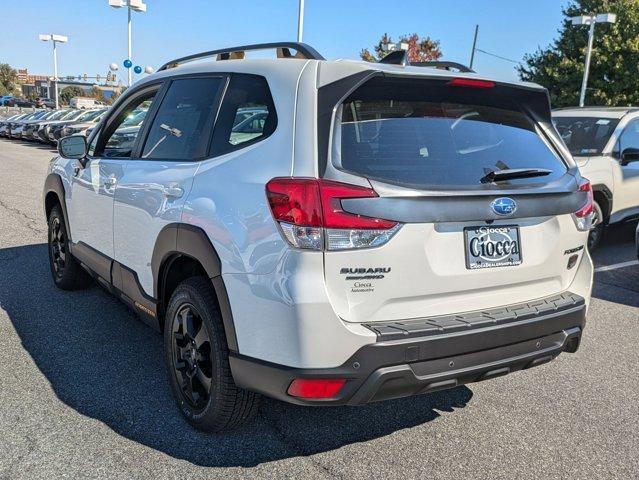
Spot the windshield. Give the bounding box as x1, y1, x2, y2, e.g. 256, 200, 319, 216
79, 109, 105, 122
30, 111, 49, 120
61, 110, 85, 121
553, 116, 620, 156
47, 110, 69, 121
334, 79, 566, 188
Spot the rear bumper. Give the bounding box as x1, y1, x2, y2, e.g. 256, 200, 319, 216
230, 293, 586, 405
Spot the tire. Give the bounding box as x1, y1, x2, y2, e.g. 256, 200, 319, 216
47, 204, 92, 290
164, 276, 260, 432
587, 200, 605, 251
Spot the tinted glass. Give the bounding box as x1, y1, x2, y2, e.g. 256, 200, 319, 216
334, 80, 566, 188
211, 75, 276, 156
141, 77, 223, 160
100, 93, 157, 158
553, 116, 620, 156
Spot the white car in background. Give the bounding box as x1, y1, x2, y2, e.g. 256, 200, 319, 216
553, 107, 639, 249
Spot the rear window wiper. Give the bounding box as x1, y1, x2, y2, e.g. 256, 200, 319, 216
480, 168, 553, 184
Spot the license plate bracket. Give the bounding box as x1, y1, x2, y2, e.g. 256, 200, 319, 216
464, 225, 522, 270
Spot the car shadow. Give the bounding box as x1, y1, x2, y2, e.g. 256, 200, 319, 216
0, 243, 473, 468
591, 220, 639, 308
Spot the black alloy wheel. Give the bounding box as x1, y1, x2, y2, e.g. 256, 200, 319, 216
170, 303, 213, 412
49, 216, 66, 279
47, 205, 92, 290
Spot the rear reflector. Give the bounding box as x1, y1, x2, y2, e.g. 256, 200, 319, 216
572, 179, 594, 232
447, 78, 495, 89
287, 378, 347, 399
266, 178, 400, 251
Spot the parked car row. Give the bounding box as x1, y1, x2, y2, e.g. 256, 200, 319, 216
0, 95, 37, 107
0, 107, 106, 144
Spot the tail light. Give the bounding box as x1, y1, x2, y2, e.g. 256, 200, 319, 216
572, 179, 594, 232
266, 178, 401, 251
287, 378, 346, 399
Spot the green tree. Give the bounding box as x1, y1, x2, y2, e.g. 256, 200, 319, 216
59, 86, 85, 105
518, 0, 639, 107
0, 63, 18, 96
90, 86, 106, 103
360, 33, 443, 63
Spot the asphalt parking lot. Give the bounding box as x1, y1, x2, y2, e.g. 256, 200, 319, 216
0, 138, 637, 480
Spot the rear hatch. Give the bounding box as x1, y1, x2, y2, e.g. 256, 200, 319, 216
320, 75, 591, 323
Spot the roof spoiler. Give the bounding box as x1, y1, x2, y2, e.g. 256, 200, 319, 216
379, 50, 474, 73
159, 42, 325, 71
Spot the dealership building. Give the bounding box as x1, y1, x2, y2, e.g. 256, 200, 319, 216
17, 68, 123, 100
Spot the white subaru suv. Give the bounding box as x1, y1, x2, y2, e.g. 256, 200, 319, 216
44, 43, 594, 432
553, 107, 639, 249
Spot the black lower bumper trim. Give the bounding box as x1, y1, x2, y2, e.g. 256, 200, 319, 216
350, 327, 579, 404
230, 298, 586, 406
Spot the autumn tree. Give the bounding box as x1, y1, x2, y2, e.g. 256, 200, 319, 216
360, 33, 442, 63
518, 0, 639, 107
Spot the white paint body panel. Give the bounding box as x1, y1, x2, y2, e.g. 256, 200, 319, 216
113, 160, 199, 295
66, 158, 125, 258
324, 216, 589, 323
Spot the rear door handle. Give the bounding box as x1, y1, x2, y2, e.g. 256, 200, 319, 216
162, 184, 183, 198
104, 177, 117, 188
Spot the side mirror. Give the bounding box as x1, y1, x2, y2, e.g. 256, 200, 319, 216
58, 135, 88, 165
621, 148, 639, 166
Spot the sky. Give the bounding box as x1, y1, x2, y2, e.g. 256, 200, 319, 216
0, 0, 568, 84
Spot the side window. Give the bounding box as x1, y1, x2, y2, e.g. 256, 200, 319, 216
141, 77, 224, 160
87, 128, 100, 157
98, 91, 158, 158
619, 120, 639, 153
211, 75, 277, 156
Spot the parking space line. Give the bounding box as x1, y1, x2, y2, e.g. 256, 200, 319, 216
594, 260, 639, 273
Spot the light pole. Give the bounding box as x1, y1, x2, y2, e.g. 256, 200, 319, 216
570, 13, 616, 107
39, 34, 68, 109
108, 0, 147, 86
297, 0, 305, 42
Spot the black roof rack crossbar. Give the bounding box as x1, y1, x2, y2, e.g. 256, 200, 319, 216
159, 42, 325, 71
378, 50, 410, 66
411, 61, 474, 73
377, 51, 474, 73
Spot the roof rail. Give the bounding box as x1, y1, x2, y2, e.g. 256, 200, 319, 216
159, 42, 325, 71
377, 51, 474, 73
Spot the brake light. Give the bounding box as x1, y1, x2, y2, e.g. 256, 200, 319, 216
287, 378, 346, 399
572, 179, 594, 231
447, 78, 495, 89
266, 178, 400, 251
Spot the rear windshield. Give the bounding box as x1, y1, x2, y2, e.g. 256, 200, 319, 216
332, 78, 567, 188
552, 116, 619, 156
